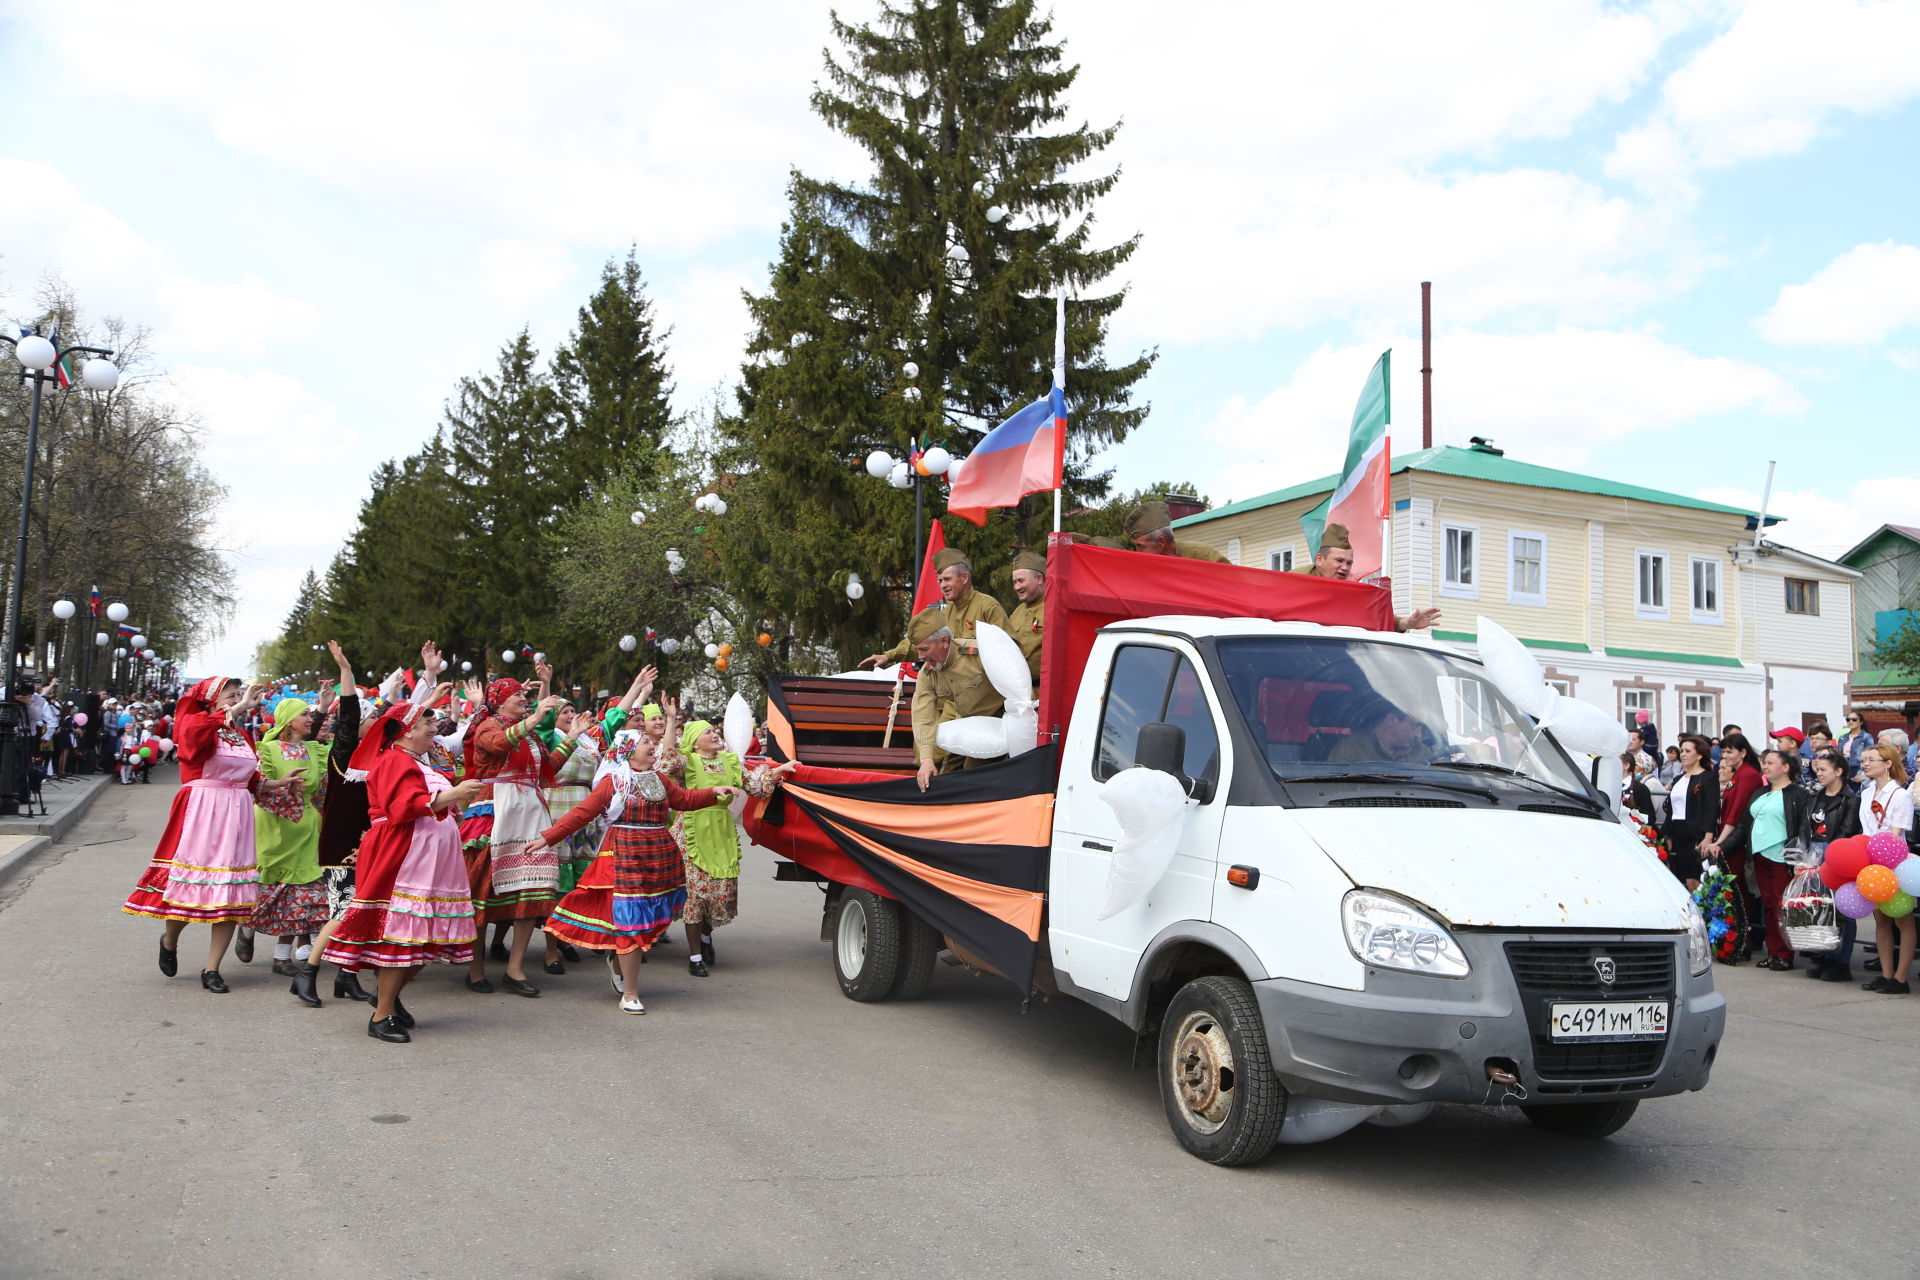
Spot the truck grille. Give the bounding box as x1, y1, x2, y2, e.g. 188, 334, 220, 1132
1531, 1040, 1665, 1080
1505, 942, 1674, 999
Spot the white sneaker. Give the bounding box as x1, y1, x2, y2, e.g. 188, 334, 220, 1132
605, 952, 624, 994
619, 994, 645, 1014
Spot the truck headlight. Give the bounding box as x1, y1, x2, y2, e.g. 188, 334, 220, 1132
1685, 898, 1711, 976
1342, 889, 1471, 979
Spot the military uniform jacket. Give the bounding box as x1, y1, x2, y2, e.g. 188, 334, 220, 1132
881, 588, 1010, 664
1170, 540, 1229, 563
910, 648, 1002, 764
1008, 598, 1043, 685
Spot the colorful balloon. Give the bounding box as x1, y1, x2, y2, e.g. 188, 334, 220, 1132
1866, 831, 1910, 869
757, 632, 772, 647
715, 656, 730, 672
1819, 857, 1854, 891
1897, 858, 1920, 896
1856, 864, 1899, 903
718, 643, 733, 658
1879, 891, 1916, 919
137, 746, 152, 759
1834, 883, 1876, 919
72, 712, 88, 727
1825, 836, 1872, 884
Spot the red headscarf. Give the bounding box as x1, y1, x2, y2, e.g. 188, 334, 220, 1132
176, 675, 234, 719
346, 702, 423, 779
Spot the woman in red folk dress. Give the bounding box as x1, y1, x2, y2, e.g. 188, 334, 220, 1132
525, 730, 736, 1015
458, 675, 575, 997
123, 676, 302, 992
322, 703, 484, 1043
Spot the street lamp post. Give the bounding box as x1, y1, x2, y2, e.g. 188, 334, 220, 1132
0, 328, 119, 813
861, 441, 958, 602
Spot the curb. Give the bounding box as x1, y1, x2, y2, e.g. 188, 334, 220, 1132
0, 774, 116, 890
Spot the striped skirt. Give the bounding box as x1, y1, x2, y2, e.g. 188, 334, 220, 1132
542, 823, 686, 955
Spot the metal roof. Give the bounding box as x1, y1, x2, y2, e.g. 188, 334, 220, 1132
1174, 444, 1775, 528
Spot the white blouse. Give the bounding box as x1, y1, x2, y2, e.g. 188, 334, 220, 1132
1860, 781, 1915, 836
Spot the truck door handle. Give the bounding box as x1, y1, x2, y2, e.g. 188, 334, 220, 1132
1082, 840, 1113, 852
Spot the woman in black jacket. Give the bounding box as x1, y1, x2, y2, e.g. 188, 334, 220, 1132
1662, 735, 1720, 889
1804, 749, 1864, 982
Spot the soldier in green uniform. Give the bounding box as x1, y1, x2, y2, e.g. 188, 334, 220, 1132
1007, 550, 1046, 687
1122, 500, 1229, 563
860, 547, 1010, 670
1300, 523, 1441, 631
908, 606, 1004, 791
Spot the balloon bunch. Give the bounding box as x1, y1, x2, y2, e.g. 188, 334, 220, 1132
1820, 833, 1920, 920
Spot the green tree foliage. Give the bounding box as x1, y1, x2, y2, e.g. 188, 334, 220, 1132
550, 248, 678, 492
719, 0, 1152, 660
1874, 607, 1920, 679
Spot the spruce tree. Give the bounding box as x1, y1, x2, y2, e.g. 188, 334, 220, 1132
719, 0, 1152, 657
551, 249, 679, 491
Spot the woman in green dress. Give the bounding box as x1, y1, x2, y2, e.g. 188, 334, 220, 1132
248, 697, 333, 1006
666, 718, 791, 977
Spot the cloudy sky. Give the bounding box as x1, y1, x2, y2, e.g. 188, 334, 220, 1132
2, 0, 1916, 677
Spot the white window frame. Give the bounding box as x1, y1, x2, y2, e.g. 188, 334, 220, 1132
1635, 549, 1669, 620
1440, 523, 1479, 599
1268, 546, 1294, 573
1225, 537, 1242, 567
1620, 687, 1656, 732
1681, 691, 1717, 738
1688, 556, 1722, 626
1506, 529, 1548, 607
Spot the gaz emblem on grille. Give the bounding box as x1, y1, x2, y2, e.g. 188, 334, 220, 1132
1592, 955, 1616, 985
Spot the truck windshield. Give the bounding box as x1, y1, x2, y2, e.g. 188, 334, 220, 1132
1213, 636, 1597, 802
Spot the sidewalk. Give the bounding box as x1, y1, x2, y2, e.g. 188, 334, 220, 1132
0, 771, 116, 887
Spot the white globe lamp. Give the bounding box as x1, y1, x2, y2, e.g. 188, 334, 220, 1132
13, 335, 56, 371
106, 602, 129, 622
921, 446, 952, 476
51, 599, 76, 619
81, 358, 119, 392
864, 449, 894, 479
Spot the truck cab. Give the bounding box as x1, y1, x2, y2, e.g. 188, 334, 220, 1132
1047, 617, 1725, 1164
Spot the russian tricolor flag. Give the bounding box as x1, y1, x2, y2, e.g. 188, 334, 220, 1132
947, 384, 1066, 527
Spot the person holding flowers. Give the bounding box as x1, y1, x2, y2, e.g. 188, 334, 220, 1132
524, 729, 737, 1013
1662, 735, 1720, 890
1858, 744, 1915, 994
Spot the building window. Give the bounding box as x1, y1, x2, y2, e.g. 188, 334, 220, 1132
1507, 530, 1547, 606
1268, 547, 1293, 572
1689, 556, 1722, 625
1621, 687, 1656, 732
1441, 524, 1478, 598
1546, 679, 1573, 697
1681, 691, 1717, 738
1636, 550, 1668, 620
1785, 578, 1820, 616
1226, 537, 1242, 566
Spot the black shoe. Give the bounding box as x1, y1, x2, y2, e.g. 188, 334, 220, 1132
465, 976, 495, 994
703, 937, 716, 968
688, 959, 710, 978
1863, 976, 1892, 991
499, 975, 540, 997
543, 959, 565, 975
1753, 954, 1771, 966
1804, 962, 1831, 980
200, 970, 229, 994
1765, 958, 1794, 971
333, 971, 374, 1004
392, 998, 414, 1028
367, 1015, 410, 1043
271, 959, 297, 977
1817, 966, 1853, 983
158, 937, 177, 978
235, 932, 254, 964
290, 962, 322, 1008
488, 939, 509, 962
557, 941, 581, 963
1881, 979, 1912, 995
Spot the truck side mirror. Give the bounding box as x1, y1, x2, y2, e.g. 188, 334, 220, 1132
1135, 722, 1213, 802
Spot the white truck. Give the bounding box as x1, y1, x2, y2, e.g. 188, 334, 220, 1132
748, 543, 1725, 1166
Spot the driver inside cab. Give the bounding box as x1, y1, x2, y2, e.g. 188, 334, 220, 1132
1329, 695, 1430, 765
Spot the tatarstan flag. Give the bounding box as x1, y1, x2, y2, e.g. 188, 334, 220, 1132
1301, 351, 1391, 581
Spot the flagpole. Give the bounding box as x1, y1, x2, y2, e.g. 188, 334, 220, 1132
1052, 290, 1066, 534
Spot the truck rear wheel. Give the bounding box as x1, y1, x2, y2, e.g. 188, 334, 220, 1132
1157, 976, 1287, 1166
890, 909, 941, 1000
1521, 1100, 1639, 1139
833, 889, 902, 1002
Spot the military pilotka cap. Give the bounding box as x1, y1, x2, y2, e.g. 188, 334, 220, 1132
1011, 550, 1046, 574
1122, 501, 1172, 540
1320, 523, 1352, 550
908, 606, 949, 644
932, 547, 968, 573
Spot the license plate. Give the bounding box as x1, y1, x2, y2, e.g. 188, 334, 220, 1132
1548, 1001, 1668, 1042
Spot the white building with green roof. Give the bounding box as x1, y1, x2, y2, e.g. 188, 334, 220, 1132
1172, 441, 1859, 746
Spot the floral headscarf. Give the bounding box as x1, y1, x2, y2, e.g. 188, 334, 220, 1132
594, 728, 663, 818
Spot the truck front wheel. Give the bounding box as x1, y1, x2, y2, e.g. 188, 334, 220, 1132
1520, 1100, 1639, 1139
833, 889, 902, 1002
1157, 976, 1287, 1166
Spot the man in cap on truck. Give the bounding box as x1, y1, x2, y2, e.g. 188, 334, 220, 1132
908, 605, 1003, 791
1122, 500, 1228, 563
860, 547, 1008, 670
1301, 523, 1442, 632
1007, 549, 1047, 686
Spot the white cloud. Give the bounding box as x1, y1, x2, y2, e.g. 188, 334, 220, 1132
1692, 478, 1920, 558
1182, 327, 1806, 505
654, 262, 762, 404
478, 242, 578, 306
1608, 0, 1920, 187
1756, 241, 1920, 346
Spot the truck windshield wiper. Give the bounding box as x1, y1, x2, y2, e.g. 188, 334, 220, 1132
1427, 761, 1604, 810
1286, 771, 1496, 802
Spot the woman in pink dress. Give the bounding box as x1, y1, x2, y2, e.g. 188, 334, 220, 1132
123, 676, 301, 992
323, 703, 484, 1042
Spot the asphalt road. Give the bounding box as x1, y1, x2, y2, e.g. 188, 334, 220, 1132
3, 778, 1915, 1280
